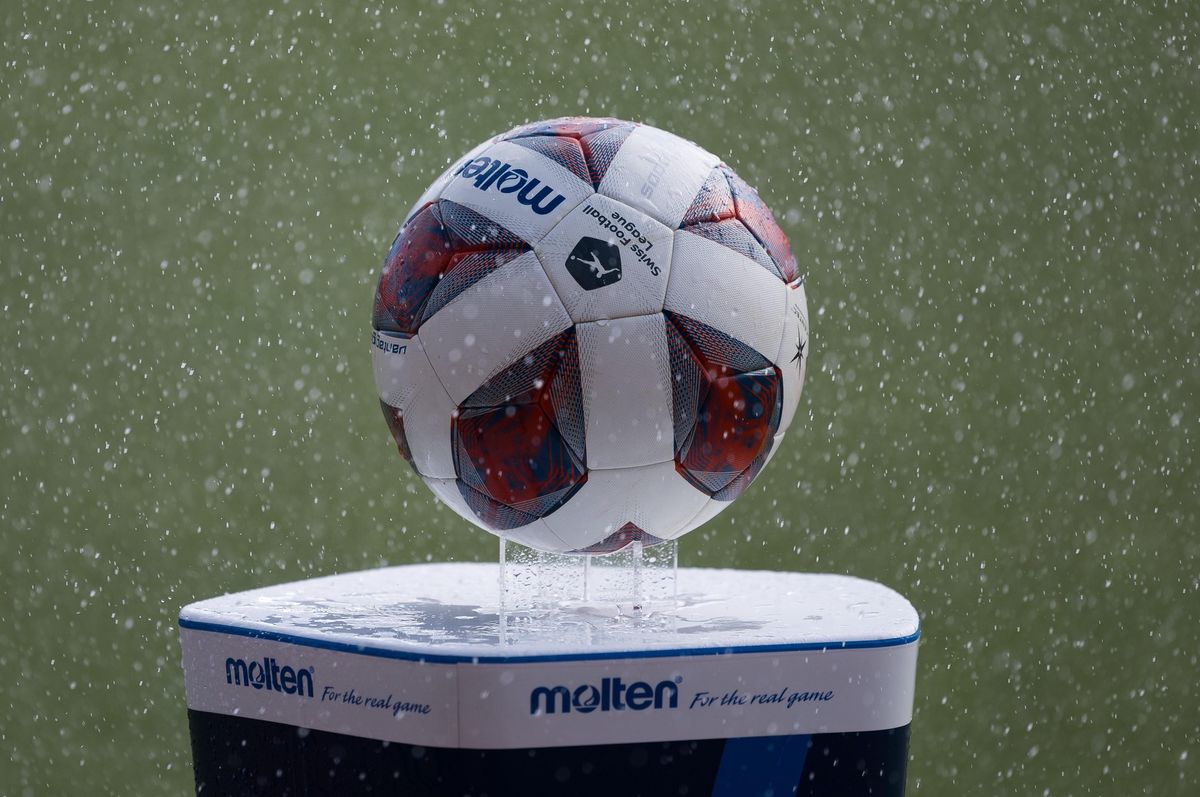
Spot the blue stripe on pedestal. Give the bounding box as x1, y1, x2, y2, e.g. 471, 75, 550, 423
711, 734, 811, 797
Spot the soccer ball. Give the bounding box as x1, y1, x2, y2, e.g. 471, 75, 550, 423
372, 117, 808, 554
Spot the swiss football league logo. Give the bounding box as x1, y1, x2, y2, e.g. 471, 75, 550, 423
566, 237, 622, 291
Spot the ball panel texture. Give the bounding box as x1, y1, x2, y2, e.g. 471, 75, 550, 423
373, 200, 529, 336
422, 476, 569, 552
595, 125, 719, 228
452, 327, 587, 526
437, 139, 592, 243
675, 495, 730, 538
663, 230, 789, 364
576, 313, 675, 469
722, 167, 799, 283
502, 116, 631, 141
684, 218, 785, 282
506, 134, 593, 187
774, 279, 810, 438
458, 325, 587, 463
571, 523, 666, 555
664, 312, 783, 499
533, 193, 673, 324
498, 117, 637, 191
540, 460, 710, 552
379, 400, 414, 469
373, 332, 457, 479
680, 166, 737, 226
417, 251, 572, 405
374, 117, 808, 554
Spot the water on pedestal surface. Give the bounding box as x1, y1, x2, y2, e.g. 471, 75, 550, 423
179, 561, 918, 661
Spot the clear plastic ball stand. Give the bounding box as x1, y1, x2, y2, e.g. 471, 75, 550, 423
180, 542, 920, 797
499, 537, 678, 623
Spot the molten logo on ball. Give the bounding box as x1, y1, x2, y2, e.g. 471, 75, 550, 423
451, 155, 567, 216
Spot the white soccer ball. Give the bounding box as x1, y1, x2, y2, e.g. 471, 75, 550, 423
372, 117, 808, 554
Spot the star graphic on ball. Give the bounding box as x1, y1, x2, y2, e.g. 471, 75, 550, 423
791, 332, 806, 371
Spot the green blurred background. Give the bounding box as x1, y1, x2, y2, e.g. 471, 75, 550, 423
2, 1, 1196, 793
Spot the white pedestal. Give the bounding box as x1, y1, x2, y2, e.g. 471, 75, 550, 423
180, 563, 919, 796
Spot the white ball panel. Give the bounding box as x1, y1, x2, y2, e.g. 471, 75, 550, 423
533, 194, 673, 323
676, 428, 789, 537
422, 476, 481, 527
422, 477, 571, 551
773, 279, 810, 436
403, 386, 457, 479
372, 331, 457, 479
664, 230, 788, 363
597, 125, 719, 229
675, 496, 732, 538
541, 461, 710, 551
762, 430, 788, 473
420, 251, 573, 404
502, 522, 575, 553
402, 137, 495, 225
372, 330, 428, 411
437, 140, 593, 244
576, 314, 675, 469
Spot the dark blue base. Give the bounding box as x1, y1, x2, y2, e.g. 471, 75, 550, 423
188, 710, 910, 796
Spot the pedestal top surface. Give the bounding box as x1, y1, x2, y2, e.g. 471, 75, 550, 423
180, 563, 919, 662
